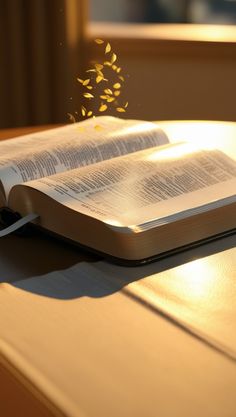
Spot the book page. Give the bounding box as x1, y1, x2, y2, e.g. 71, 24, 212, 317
0, 116, 168, 198
22, 143, 236, 226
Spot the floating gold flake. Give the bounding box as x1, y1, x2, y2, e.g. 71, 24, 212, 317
95, 63, 104, 71
94, 125, 103, 131
116, 107, 126, 112
107, 97, 115, 102
75, 38, 128, 121
78, 127, 85, 132
113, 83, 121, 89
81, 106, 86, 116
111, 53, 117, 64
83, 92, 94, 99
96, 69, 103, 76
83, 79, 90, 86
104, 88, 112, 95
67, 113, 76, 123
105, 42, 111, 54
99, 103, 107, 112
96, 75, 104, 84
95, 39, 104, 44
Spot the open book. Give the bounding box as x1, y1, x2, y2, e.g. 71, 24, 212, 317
0, 116, 235, 264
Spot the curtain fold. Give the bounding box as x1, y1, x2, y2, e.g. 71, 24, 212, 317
0, 0, 87, 128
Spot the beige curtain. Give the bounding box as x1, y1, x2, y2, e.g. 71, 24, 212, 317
0, 0, 87, 128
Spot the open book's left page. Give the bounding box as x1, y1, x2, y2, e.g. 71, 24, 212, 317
0, 116, 168, 205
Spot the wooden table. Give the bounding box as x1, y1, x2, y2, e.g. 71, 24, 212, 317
0, 124, 235, 417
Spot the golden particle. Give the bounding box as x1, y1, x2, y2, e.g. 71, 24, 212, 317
116, 107, 126, 112
83, 92, 94, 99
105, 42, 111, 53
95, 39, 104, 44
94, 125, 103, 131
96, 75, 104, 83
113, 83, 121, 89
99, 103, 108, 112
111, 53, 117, 64
104, 88, 112, 95
67, 113, 76, 123
95, 64, 104, 71
107, 97, 115, 102
81, 106, 86, 116
96, 69, 103, 77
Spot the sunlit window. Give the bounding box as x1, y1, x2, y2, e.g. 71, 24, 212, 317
90, 0, 236, 24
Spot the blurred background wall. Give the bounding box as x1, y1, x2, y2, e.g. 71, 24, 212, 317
88, 0, 236, 122
90, 0, 236, 24
0, 0, 236, 128
87, 23, 236, 123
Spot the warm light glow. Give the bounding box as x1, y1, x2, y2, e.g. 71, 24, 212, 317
146, 142, 199, 161
107, 122, 161, 139
145, 24, 236, 43
103, 218, 124, 227
175, 123, 228, 149
170, 258, 216, 301
161, 120, 236, 154
194, 26, 231, 42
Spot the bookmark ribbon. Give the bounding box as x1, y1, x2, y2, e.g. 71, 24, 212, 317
0, 213, 39, 237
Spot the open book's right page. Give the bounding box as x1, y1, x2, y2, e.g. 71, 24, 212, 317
21, 142, 236, 227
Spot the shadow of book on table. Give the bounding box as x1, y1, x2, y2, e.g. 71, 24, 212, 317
10, 232, 235, 300
7, 232, 236, 363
